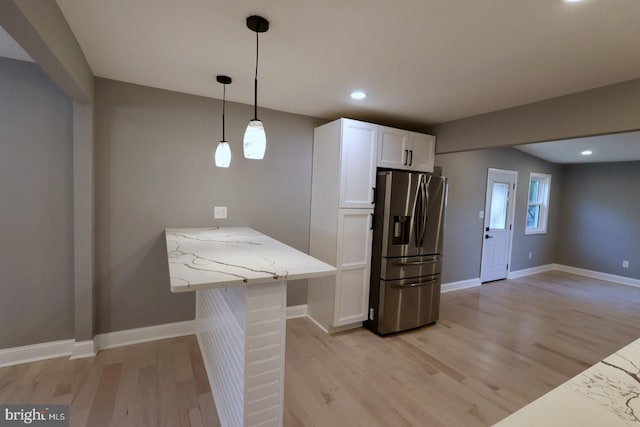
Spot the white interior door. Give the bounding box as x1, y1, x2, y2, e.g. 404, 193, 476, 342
481, 169, 517, 283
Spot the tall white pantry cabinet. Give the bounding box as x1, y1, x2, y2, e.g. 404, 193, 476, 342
307, 119, 377, 331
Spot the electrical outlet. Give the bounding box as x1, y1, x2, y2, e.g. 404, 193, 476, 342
214, 206, 227, 219
622, 260, 629, 268
528, 252, 533, 260
479, 210, 484, 219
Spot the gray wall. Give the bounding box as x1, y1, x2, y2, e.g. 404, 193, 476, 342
95, 78, 320, 333
431, 78, 640, 154
0, 58, 74, 349
435, 147, 562, 283
557, 162, 640, 279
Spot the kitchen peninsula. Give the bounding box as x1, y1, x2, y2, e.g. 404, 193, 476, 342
165, 227, 336, 427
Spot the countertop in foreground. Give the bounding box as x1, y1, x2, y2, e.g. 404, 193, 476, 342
165, 227, 336, 292
494, 337, 640, 426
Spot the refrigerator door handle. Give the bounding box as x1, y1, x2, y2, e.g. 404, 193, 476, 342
392, 259, 439, 266
422, 177, 429, 246
415, 175, 428, 247
390, 278, 438, 288
414, 178, 423, 247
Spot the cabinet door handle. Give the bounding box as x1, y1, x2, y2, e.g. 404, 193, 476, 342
409, 150, 413, 166
403, 149, 409, 166
370, 213, 375, 230
371, 187, 376, 204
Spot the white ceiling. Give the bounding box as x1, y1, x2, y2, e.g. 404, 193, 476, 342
54, 0, 640, 128
0, 26, 33, 63
515, 132, 640, 164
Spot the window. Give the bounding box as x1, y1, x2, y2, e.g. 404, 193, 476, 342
489, 182, 509, 230
526, 173, 551, 234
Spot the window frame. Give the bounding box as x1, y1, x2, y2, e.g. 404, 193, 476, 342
525, 172, 551, 235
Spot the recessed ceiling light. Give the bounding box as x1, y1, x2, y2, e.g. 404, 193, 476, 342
350, 91, 367, 100
564, 0, 583, 3
581, 150, 593, 155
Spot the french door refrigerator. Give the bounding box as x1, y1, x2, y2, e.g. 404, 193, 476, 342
365, 170, 447, 335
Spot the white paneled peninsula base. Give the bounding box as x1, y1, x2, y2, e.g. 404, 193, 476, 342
165, 227, 335, 427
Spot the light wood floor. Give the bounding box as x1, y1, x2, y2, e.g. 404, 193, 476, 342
0, 335, 219, 427
1, 271, 640, 426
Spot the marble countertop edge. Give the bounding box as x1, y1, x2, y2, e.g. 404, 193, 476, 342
165, 226, 336, 292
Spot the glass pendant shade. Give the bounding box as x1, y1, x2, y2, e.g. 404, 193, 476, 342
215, 141, 231, 168
215, 75, 232, 168
243, 120, 266, 159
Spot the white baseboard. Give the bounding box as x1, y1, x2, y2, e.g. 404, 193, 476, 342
0, 320, 197, 368
553, 264, 640, 288
94, 320, 196, 350
286, 304, 308, 319
0, 339, 74, 368
508, 264, 555, 279
305, 314, 362, 334
70, 339, 97, 360
0, 304, 320, 368
441, 277, 481, 293
307, 315, 330, 334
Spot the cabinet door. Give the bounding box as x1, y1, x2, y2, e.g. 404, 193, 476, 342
408, 132, 435, 172
377, 126, 410, 169
339, 120, 378, 208
333, 209, 373, 326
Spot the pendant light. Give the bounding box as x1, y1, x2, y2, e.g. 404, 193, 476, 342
215, 75, 232, 168
243, 15, 269, 160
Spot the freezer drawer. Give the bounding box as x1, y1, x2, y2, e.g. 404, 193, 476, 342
381, 255, 441, 280
371, 275, 441, 335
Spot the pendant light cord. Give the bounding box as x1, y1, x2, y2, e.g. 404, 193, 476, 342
222, 83, 226, 142
254, 30, 259, 121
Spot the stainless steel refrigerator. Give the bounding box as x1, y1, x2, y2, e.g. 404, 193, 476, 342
365, 170, 447, 335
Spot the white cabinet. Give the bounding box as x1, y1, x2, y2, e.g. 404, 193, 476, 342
334, 210, 373, 326
408, 132, 436, 172
377, 127, 435, 172
377, 126, 410, 169
308, 118, 375, 332
339, 120, 378, 208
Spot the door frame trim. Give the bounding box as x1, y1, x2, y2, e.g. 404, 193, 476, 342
480, 168, 518, 283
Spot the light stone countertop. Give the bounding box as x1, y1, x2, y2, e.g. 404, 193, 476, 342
494, 337, 640, 427
165, 227, 336, 292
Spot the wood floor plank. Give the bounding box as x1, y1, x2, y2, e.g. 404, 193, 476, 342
157, 338, 180, 427
69, 351, 106, 427
134, 365, 159, 427
198, 392, 221, 427
173, 341, 193, 382
189, 352, 210, 395
85, 363, 122, 426
109, 348, 140, 427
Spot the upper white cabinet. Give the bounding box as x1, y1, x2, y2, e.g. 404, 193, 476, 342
377, 126, 435, 172
408, 132, 436, 172
339, 119, 378, 208
377, 126, 409, 169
